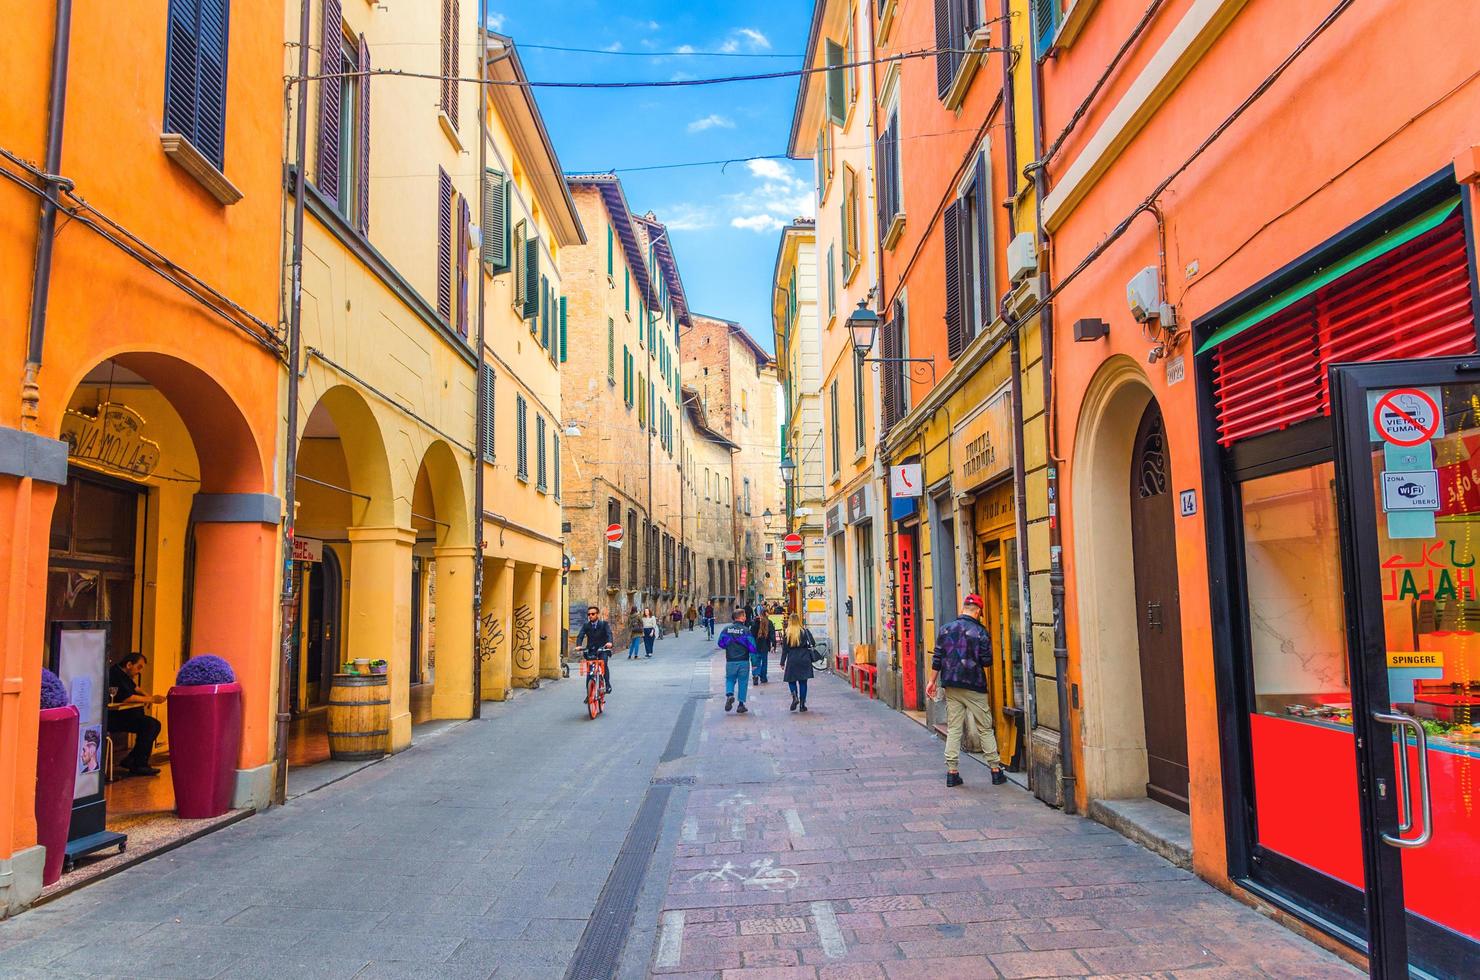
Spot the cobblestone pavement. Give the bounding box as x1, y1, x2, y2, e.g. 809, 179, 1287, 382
0, 629, 1360, 979
651, 656, 1361, 979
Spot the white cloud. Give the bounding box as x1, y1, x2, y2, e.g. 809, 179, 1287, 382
674, 44, 697, 54
718, 38, 740, 53
731, 214, 786, 233
486, 12, 506, 30
602, 41, 623, 52
687, 114, 736, 133
746, 159, 790, 181
661, 204, 718, 231
735, 28, 771, 49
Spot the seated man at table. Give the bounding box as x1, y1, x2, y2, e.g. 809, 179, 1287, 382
108, 652, 164, 777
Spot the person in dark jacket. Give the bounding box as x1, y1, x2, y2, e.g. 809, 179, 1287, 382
107, 652, 164, 777
926, 593, 1004, 787
750, 612, 775, 685
717, 608, 757, 714
778, 613, 815, 712
575, 606, 614, 693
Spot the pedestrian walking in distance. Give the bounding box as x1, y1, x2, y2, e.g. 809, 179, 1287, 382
704, 600, 716, 639
718, 607, 757, 714
686, 604, 698, 631
627, 611, 644, 660
779, 613, 815, 712
750, 609, 775, 685
641, 607, 658, 657
927, 593, 1005, 787
670, 605, 683, 637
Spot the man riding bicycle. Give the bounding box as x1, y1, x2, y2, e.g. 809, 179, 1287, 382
575, 605, 613, 694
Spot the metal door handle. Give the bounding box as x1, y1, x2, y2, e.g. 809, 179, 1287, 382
1373, 711, 1433, 848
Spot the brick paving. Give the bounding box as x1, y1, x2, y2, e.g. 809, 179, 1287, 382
653, 658, 1360, 979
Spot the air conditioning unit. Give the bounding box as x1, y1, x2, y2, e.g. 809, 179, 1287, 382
1007, 277, 1041, 320
1007, 232, 1038, 285
1127, 266, 1160, 323
468, 222, 483, 252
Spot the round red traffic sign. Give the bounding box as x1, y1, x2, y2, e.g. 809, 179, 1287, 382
605, 523, 624, 544
1373, 388, 1441, 447
783, 533, 803, 554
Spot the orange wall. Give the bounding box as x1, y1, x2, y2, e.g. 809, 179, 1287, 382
1041, 0, 1480, 883
878, 0, 1011, 396
0, 2, 286, 860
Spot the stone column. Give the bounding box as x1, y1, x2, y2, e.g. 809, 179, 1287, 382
480, 558, 514, 701
346, 525, 416, 751
510, 563, 539, 688
430, 546, 475, 719
539, 565, 561, 679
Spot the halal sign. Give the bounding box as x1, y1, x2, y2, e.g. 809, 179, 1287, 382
1371, 387, 1443, 447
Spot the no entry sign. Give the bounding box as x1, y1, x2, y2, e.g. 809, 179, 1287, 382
783, 533, 803, 555
1371, 387, 1443, 447
605, 523, 624, 547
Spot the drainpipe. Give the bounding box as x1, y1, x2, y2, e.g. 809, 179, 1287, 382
1028, 51, 1078, 815
273, 0, 313, 806
21, 0, 74, 428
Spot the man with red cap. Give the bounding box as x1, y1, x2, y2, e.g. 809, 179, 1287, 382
926, 592, 1005, 787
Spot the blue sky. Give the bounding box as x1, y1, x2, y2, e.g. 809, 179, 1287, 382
489, 2, 817, 354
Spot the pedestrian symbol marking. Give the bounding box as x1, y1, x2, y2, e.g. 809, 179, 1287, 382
1372, 387, 1443, 447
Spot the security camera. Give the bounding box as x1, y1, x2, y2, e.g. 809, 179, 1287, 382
1148, 345, 1165, 364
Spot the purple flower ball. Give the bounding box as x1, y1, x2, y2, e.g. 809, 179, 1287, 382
40, 668, 70, 710
176, 654, 236, 687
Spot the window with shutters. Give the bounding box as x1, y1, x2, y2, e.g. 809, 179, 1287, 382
844, 12, 859, 110
881, 297, 907, 431
164, 0, 231, 171
511, 219, 526, 314
816, 124, 835, 201
456, 195, 470, 338
826, 244, 836, 321
824, 39, 846, 125
638, 377, 647, 429
607, 498, 621, 587
539, 275, 550, 347
522, 235, 540, 320
478, 365, 496, 462
829, 381, 841, 477
553, 433, 561, 500
439, 0, 458, 127
482, 169, 509, 273
842, 165, 862, 282
945, 152, 993, 358
536, 414, 547, 492
559, 295, 567, 363
853, 352, 866, 451
877, 110, 904, 247
1032, 0, 1061, 59
606, 225, 614, 280
624, 268, 631, 315
935, 0, 985, 104
628, 510, 638, 586
436, 168, 453, 324
318, 23, 369, 231
515, 394, 528, 481
608, 319, 616, 383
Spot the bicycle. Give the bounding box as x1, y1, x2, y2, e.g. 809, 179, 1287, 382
580, 644, 611, 719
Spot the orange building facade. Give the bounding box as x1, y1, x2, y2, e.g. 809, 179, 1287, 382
1, 1, 286, 909
1038, 0, 1480, 970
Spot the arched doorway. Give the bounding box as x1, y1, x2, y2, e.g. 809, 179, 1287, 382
1070, 357, 1192, 812
43, 353, 273, 849
410, 440, 473, 721
1128, 402, 1190, 812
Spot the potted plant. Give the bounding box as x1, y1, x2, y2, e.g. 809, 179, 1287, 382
166, 655, 242, 819
36, 668, 78, 886
369, 659, 388, 675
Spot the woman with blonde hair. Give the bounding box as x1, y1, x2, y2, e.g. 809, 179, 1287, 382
779, 613, 816, 712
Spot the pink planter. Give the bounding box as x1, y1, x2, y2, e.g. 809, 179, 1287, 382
35, 705, 79, 886
166, 683, 242, 819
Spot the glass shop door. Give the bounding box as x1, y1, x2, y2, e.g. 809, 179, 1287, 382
1329, 358, 1480, 978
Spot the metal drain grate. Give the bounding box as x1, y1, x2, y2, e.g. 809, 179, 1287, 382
563, 784, 672, 980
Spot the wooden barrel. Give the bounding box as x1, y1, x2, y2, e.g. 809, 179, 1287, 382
327, 673, 389, 761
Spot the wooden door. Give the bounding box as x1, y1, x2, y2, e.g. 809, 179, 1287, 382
1129, 402, 1190, 812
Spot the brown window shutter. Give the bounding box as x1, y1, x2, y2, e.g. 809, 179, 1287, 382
437, 167, 453, 323
439, 0, 455, 121
456, 195, 470, 338
316, 0, 344, 203
944, 200, 964, 359
357, 33, 371, 234
934, 0, 954, 99
881, 306, 899, 431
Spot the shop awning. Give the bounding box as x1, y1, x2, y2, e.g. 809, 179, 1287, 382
1196, 197, 1462, 356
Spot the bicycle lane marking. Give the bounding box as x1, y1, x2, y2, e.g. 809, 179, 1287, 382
811, 900, 848, 959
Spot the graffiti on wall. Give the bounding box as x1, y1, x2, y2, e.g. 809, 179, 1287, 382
513, 604, 536, 670
478, 612, 503, 664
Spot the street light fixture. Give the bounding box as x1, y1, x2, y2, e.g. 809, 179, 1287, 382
762, 508, 774, 530
847, 298, 937, 384
779, 455, 797, 482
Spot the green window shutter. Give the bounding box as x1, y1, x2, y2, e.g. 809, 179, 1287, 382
624, 269, 630, 312
825, 40, 846, 124
522, 235, 540, 318
827, 244, 836, 317
607, 318, 615, 381
478, 364, 496, 462
606, 225, 613, 277
559, 296, 568, 362
482, 169, 508, 271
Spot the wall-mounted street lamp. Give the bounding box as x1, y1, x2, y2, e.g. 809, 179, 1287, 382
779, 455, 797, 482
762, 508, 775, 530
847, 299, 936, 384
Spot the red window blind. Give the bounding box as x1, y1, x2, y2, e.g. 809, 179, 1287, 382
1213, 214, 1474, 446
